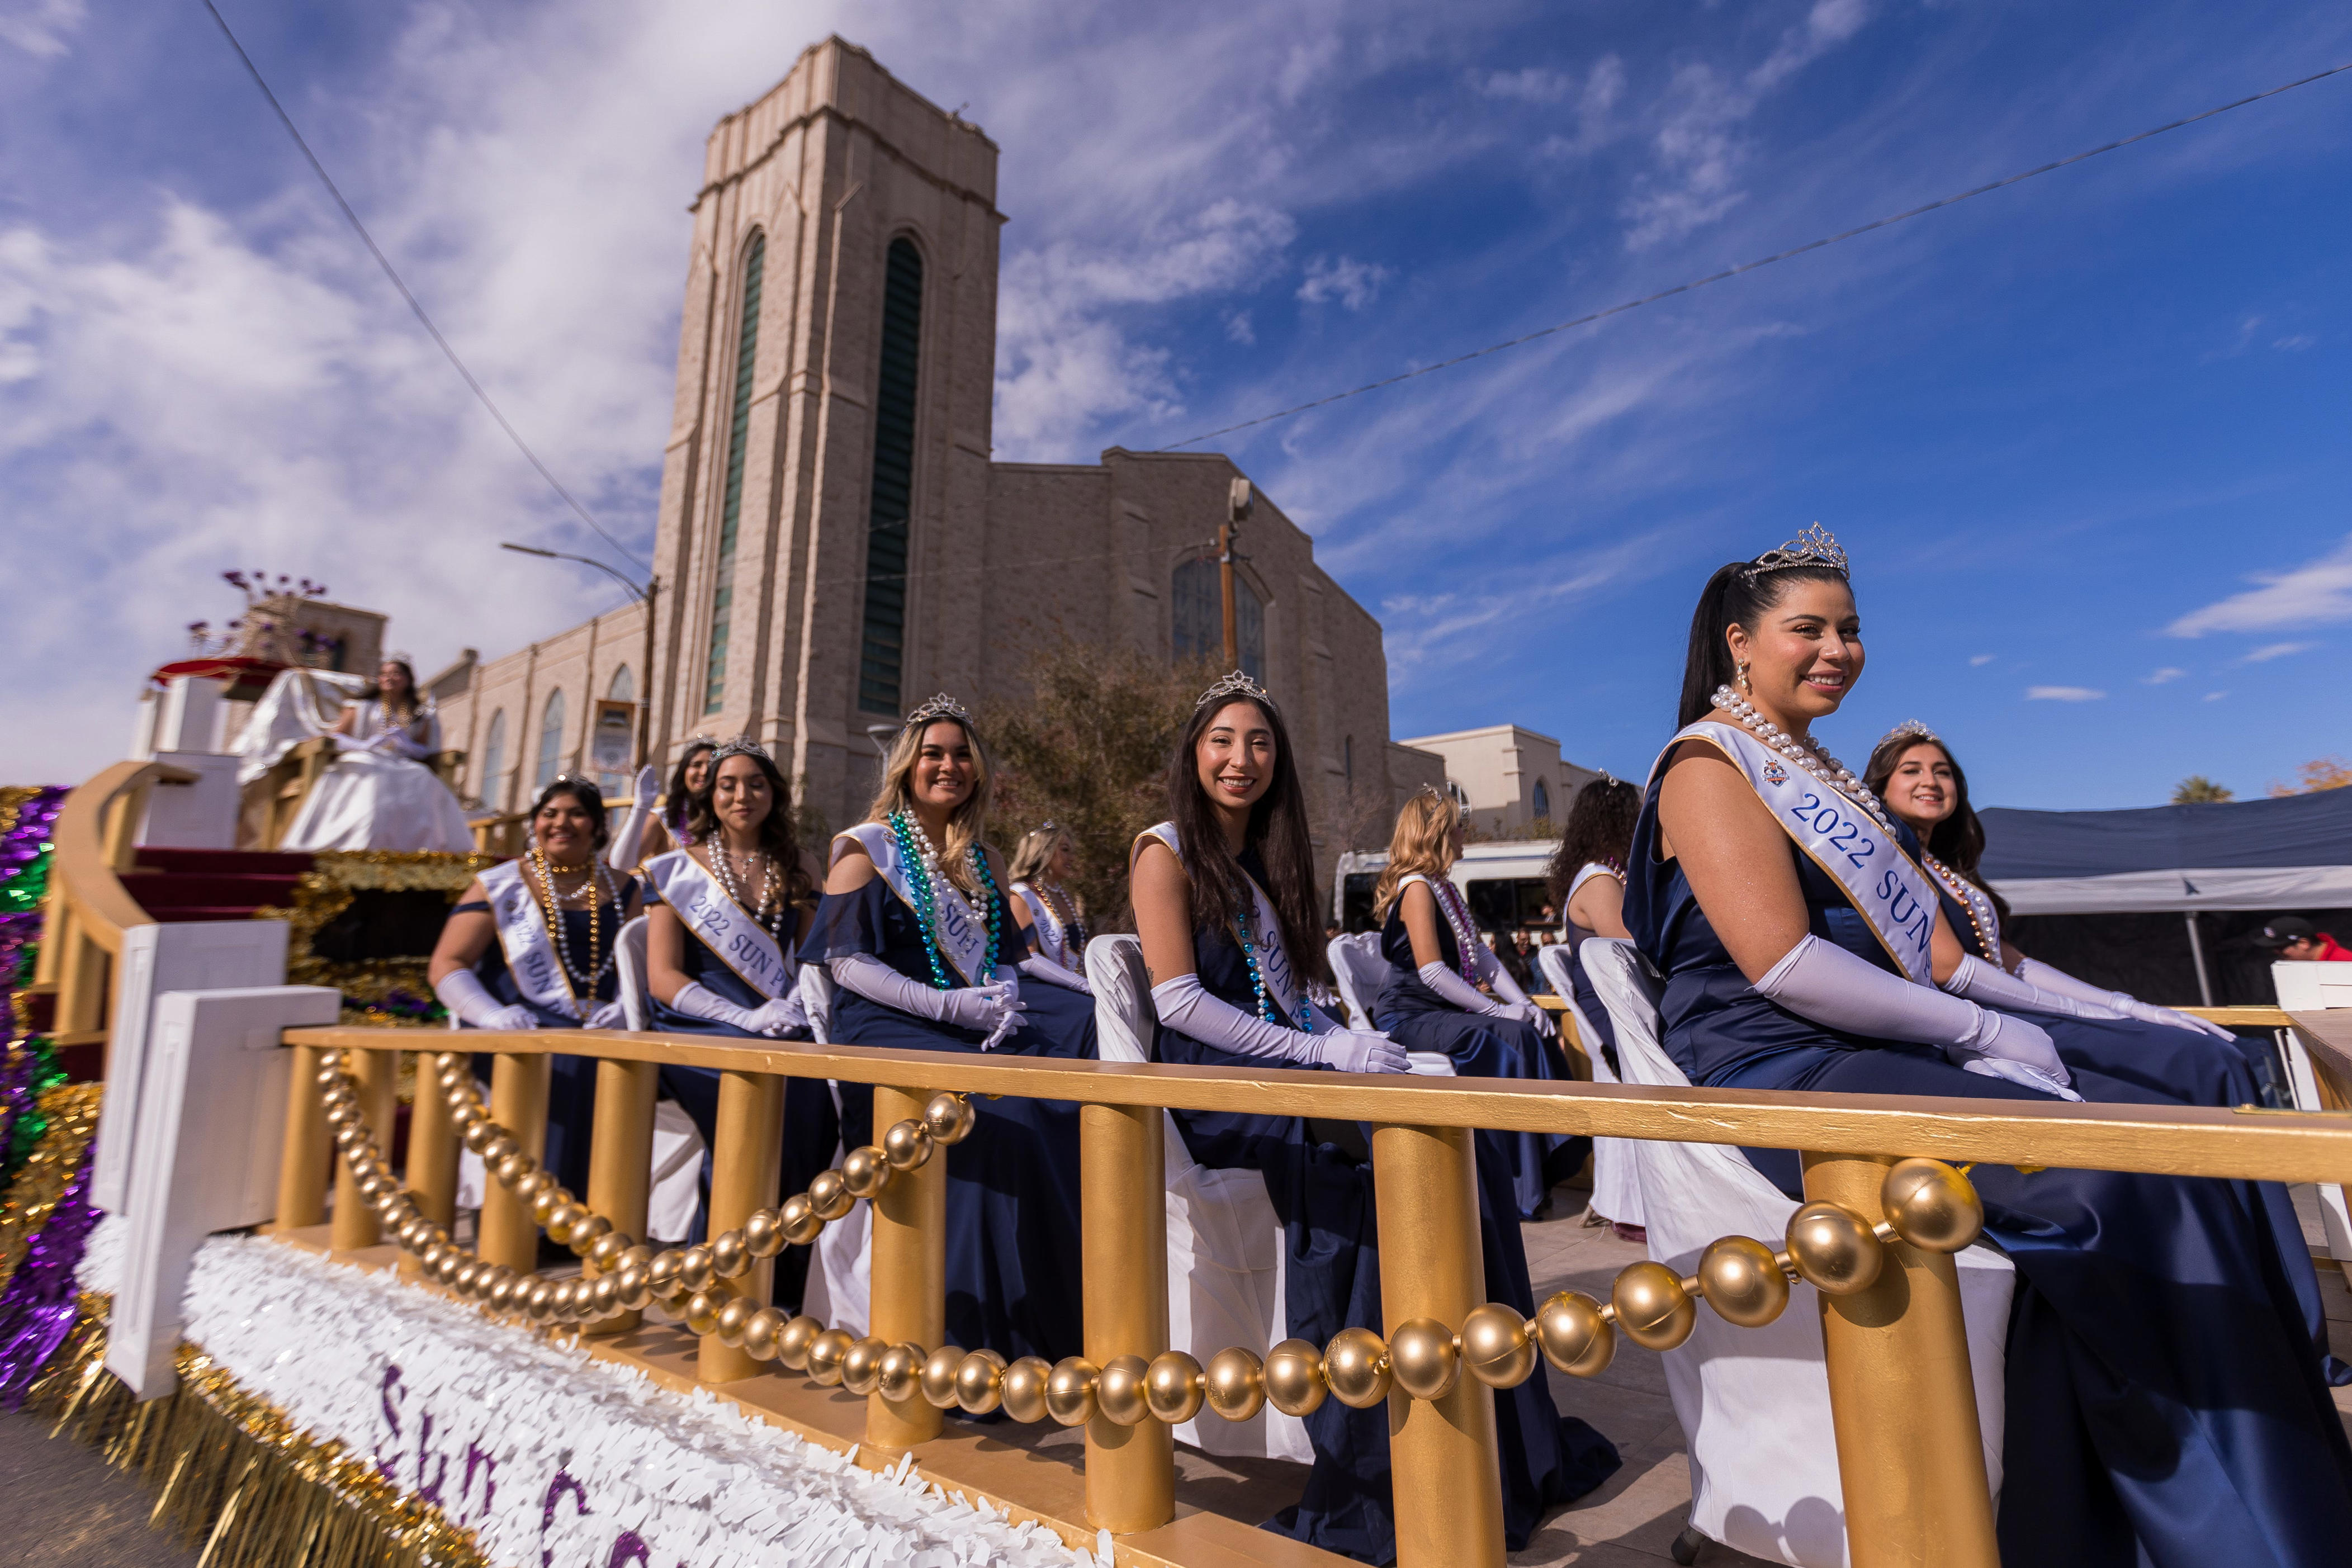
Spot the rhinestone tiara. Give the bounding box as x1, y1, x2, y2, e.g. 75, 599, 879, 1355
1195, 670, 1275, 711
1744, 522, 1849, 582
903, 693, 972, 728
712, 735, 772, 763
1877, 718, 1943, 751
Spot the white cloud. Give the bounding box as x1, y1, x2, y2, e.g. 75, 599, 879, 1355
1969, 653, 1996, 666
1223, 310, 1255, 345
2203, 690, 2228, 702
1477, 67, 1575, 103
1533, 56, 1628, 160
1297, 254, 1391, 311
2026, 685, 2105, 702
2240, 640, 2317, 664
0, 0, 84, 58
1750, 0, 1872, 92
2167, 535, 2352, 636
2144, 666, 2185, 684
2273, 334, 2316, 351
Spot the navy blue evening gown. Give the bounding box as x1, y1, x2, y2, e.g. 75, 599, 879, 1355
1624, 773, 2352, 1567
1369, 883, 1583, 1215
1154, 844, 1620, 1565
811, 861, 1095, 1365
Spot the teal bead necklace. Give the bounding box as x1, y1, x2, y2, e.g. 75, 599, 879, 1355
889, 809, 1001, 989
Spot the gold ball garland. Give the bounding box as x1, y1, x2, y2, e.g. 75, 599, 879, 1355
318, 1047, 1985, 1433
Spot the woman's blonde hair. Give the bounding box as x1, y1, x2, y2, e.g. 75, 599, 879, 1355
865, 716, 995, 896
1007, 823, 1073, 887
1372, 788, 1461, 921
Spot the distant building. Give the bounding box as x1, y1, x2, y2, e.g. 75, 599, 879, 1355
1395, 723, 1602, 838
432, 37, 1403, 868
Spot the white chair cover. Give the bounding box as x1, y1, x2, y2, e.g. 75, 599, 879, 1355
1534, 943, 1644, 1230
616, 916, 651, 1030
785, 959, 863, 1330
1086, 935, 1312, 1462
1579, 937, 2010, 1568
1326, 933, 1385, 1029
645, 1100, 708, 1244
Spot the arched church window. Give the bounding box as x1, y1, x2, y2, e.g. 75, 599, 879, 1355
1532, 778, 1551, 821
608, 665, 634, 702
537, 689, 567, 789
478, 709, 506, 807
1172, 557, 1263, 681
859, 236, 924, 714
704, 230, 765, 715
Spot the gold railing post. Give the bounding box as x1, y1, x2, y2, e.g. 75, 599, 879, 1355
275, 1042, 333, 1231
868, 1084, 948, 1449
584, 1058, 659, 1335
31, 885, 63, 988
1802, 1152, 1999, 1568
53, 904, 106, 1040
1082, 1101, 1173, 1532
701, 1069, 783, 1383
479, 1051, 552, 1272
102, 784, 146, 874
330, 1045, 399, 1252
1372, 1123, 1504, 1568
403, 1047, 461, 1275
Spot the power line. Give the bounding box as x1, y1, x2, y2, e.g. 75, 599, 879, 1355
1158, 60, 2352, 451
199, 0, 648, 571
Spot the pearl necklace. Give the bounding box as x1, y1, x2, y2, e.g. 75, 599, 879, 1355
1919, 851, 2001, 959
1709, 685, 1903, 839
1019, 880, 1086, 960
1426, 875, 1482, 986
707, 840, 785, 942
526, 849, 616, 1015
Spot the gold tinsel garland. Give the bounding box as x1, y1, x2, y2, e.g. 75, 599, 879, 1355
254, 849, 497, 1029
26, 1299, 490, 1568
0, 1081, 100, 1295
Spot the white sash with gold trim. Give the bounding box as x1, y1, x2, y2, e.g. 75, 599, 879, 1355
480, 859, 583, 1019
838, 823, 996, 987
1142, 822, 1310, 1025
643, 850, 792, 1001
1658, 720, 1937, 983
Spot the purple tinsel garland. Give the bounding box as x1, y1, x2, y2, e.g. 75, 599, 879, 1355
0, 1146, 99, 1408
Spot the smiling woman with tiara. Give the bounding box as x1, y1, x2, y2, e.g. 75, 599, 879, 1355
1627, 524, 2352, 1565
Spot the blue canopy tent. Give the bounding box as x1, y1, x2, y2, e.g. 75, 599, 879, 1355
1980, 789, 2352, 1005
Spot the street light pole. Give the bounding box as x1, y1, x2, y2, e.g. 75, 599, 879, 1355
500, 542, 659, 769
1220, 477, 1252, 671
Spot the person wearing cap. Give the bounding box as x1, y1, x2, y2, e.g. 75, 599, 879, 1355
2256, 917, 2352, 962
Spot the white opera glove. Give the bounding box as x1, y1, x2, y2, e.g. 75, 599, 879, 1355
666, 979, 760, 1033
1018, 955, 1092, 996
606, 765, 661, 870
1318, 1027, 1412, 1075
433, 967, 538, 1032
1418, 960, 1513, 1017
831, 954, 1017, 1038
1474, 946, 1551, 1032
2015, 958, 2234, 1041
1941, 953, 2125, 1021
1757, 935, 2079, 1101
1150, 973, 1325, 1065
584, 999, 628, 1030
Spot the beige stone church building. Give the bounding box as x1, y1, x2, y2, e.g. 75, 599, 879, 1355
432, 37, 1430, 853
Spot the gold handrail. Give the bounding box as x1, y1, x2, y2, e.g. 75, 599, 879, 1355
283, 1025, 2352, 1185
52, 758, 195, 956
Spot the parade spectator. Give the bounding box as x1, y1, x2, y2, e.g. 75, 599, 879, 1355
2255, 917, 2352, 962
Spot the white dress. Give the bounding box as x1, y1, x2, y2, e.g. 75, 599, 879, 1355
282, 698, 475, 853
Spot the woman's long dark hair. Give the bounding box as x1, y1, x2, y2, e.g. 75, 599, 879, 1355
686, 748, 816, 908
1166, 694, 1331, 987
1861, 733, 2012, 926
1677, 561, 1852, 727
665, 738, 718, 833
1545, 778, 1641, 907
531, 776, 610, 851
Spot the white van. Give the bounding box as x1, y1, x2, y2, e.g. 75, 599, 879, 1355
1332, 840, 1561, 935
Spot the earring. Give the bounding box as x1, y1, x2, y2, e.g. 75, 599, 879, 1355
1736, 662, 1752, 695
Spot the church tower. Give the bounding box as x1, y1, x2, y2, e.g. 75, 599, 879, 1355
643, 38, 1002, 827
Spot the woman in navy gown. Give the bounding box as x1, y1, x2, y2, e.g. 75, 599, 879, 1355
813, 695, 1097, 1365
1863, 719, 2344, 1384
1541, 776, 1644, 1238
428, 777, 641, 1200
640, 737, 831, 1271
1131, 671, 1619, 1564
1626, 525, 2352, 1566
1368, 785, 1579, 1216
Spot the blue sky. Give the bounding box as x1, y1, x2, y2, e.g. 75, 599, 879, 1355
3, 1, 2346, 807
